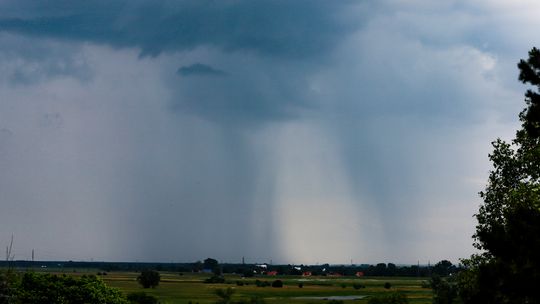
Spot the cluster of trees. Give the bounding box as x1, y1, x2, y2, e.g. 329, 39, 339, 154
1, 259, 457, 278
428, 47, 540, 304
0, 272, 128, 304
0, 270, 161, 304
223, 262, 456, 277
454, 47, 540, 303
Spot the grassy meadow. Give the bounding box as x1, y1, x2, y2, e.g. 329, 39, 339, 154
97, 272, 432, 304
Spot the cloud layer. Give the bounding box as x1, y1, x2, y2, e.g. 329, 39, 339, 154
0, 1, 539, 264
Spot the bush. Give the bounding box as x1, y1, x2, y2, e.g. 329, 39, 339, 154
384, 282, 392, 289
271, 280, 283, 288
430, 275, 457, 304
215, 287, 235, 304
298, 282, 303, 288
137, 270, 160, 289
204, 276, 225, 284
127, 292, 159, 304
353, 283, 365, 289
0, 269, 18, 304
236, 281, 244, 286
368, 292, 408, 304
255, 280, 269, 287
16, 272, 128, 304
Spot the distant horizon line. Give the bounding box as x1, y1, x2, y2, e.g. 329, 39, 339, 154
1, 259, 455, 267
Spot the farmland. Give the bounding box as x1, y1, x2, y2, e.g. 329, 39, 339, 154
97, 272, 432, 304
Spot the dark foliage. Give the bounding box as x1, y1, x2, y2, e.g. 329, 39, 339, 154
16, 272, 128, 304
430, 275, 457, 304
254, 280, 270, 287
137, 270, 160, 289
458, 47, 540, 304
204, 276, 226, 284
127, 292, 159, 304
271, 280, 283, 288
353, 283, 365, 289
0, 270, 17, 304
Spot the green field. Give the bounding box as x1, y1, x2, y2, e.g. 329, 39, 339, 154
95, 272, 432, 304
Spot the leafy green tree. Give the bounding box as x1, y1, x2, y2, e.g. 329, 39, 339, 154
432, 260, 454, 277
458, 47, 540, 303
203, 258, 221, 275
16, 272, 128, 304
137, 270, 160, 289
430, 275, 457, 304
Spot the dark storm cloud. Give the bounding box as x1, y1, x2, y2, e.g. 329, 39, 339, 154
177, 63, 226, 77
0, 0, 362, 124
0, 0, 359, 58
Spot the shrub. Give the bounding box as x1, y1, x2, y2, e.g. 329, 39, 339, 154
16, 272, 128, 304
236, 281, 244, 286
127, 292, 159, 304
298, 282, 303, 288
204, 276, 225, 284
0, 269, 18, 304
430, 275, 457, 304
384, 282, 392, 289
215, 287, 235, 304
271, 280, 283, 288
353, 283, 365, 289
255, 280, 269, 287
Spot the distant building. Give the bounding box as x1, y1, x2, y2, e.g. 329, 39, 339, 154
267, 271, 278, 276
302, 271, 312, 277
355, 271, 364, 277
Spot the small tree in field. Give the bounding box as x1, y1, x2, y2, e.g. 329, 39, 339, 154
137, 270, 160, 289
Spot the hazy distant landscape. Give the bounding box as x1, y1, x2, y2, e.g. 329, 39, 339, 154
1, 259, 448, 303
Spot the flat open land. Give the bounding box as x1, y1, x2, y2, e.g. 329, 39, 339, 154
96, 272, 432, 304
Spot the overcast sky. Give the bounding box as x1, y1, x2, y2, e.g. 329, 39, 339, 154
0, 1, 539, 265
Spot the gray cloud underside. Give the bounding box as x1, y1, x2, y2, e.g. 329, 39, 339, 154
0, 0, 363, 125
0, 0, 358, 58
